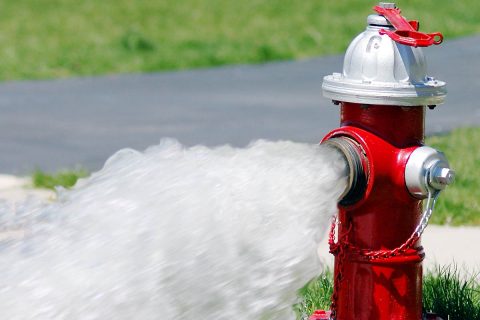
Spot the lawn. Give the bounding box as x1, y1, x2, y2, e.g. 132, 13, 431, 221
427, 128, 480, 226
2, 0, 480, 80
32, 168, 88, 190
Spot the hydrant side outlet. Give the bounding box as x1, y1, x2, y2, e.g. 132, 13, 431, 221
322, 137, 368, 206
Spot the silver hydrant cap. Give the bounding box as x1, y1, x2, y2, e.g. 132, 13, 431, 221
322, 4, 446, 106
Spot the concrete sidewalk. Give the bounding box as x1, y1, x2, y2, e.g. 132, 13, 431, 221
1, 35, 479, 174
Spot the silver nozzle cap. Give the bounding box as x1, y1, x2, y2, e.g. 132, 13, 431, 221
405, 146, 454, 199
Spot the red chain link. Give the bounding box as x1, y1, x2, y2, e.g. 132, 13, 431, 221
327, 216, 352, 319
359, 232, 420, 260
327, 215, 422, 319
328, 218, 340, 318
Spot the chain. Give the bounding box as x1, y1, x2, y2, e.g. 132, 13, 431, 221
328, 216, 352, 320
361, 182, 441, 260
327, 182, 442, 319
328, 217, 340, 319
413, 188, 441, 240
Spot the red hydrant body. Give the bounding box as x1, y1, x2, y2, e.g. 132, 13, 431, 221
324, 104, 425, 319
314, 3, 454, 320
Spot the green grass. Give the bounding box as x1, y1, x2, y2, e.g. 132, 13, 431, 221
423, 265, 480, 320
2, 0, 480, 80
294, 269, 334, 318
296, 266, 480, 320
32, 169, 89, 190
427, 127, 480, 226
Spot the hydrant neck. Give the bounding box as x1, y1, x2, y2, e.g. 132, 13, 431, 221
340, 102, 425, 148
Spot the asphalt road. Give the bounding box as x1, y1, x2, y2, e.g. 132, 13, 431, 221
1, 35, 479, 174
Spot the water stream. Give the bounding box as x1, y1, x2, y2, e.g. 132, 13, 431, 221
0, 139, 346, 320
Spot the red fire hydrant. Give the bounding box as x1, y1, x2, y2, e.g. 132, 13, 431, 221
314, 3, 454, 320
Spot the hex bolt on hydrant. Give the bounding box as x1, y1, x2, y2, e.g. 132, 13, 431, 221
311, 3, 454, 320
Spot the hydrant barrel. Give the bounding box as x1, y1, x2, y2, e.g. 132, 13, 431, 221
319, 3, 453, 320
323, 106, 425, 319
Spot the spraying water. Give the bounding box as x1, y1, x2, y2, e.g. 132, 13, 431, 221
0, 139, 346, 320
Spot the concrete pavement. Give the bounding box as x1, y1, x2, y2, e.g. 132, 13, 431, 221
1, 35, 479, 174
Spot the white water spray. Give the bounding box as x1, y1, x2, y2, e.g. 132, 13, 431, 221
0, 139, 346, 320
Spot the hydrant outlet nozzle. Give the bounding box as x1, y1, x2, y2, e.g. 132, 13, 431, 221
322, 137, 368, 206
405, 146, 454, 199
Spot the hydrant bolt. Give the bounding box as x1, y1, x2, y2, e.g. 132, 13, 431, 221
379, 2, 396, 9
430, 165, 455, 190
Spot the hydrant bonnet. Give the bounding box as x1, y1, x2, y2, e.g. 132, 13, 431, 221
322, 11, 446, 106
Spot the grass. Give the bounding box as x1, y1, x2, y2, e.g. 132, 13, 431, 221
294, 269, 334, 318
426, 127, 480, 226
1, 0, 480, 81
32, 169, 89, 190
296, 266, 480, 320
423, 265, 480, 320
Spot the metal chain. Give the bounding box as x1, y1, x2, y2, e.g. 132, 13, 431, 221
327, 179, 442, 319
361, 178, 441, 260
413, 188, 441, 240
328, 216, 352, 320
328, 217, 340, 319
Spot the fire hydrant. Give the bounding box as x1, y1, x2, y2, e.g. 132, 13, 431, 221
314, 3, 454, 320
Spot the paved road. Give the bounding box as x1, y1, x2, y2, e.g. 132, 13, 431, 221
1, 35, 479, 174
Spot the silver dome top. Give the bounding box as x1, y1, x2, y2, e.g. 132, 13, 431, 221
322, 12, 446, 106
